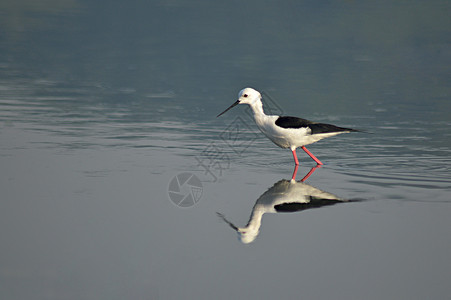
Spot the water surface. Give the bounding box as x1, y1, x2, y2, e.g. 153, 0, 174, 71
1, 1, 450, 299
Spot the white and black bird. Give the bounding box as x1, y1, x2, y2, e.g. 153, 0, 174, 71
217, 177, 353, 244
217, 87, 359, 166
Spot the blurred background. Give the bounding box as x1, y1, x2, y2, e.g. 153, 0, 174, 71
1, 0, 449, 118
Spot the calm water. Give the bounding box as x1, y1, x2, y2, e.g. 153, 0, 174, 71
1, 1, 450, 299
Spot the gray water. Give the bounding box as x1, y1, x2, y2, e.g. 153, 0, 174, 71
1, 1, 450, 299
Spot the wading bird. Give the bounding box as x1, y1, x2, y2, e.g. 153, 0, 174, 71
217, 87, 359, 167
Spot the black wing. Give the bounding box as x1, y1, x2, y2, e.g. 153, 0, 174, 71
274, 197, 344, 213
275, 116, 314, 128
275, 116, 358, 134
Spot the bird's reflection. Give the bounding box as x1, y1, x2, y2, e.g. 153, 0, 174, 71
217, 166, 355, 244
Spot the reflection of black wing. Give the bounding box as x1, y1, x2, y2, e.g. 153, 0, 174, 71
274, 197, 345, 213
275, 116, 358, 134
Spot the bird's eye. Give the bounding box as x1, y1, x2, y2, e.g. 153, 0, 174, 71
243, 94, 248, 98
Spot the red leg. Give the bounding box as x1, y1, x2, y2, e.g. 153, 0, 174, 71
300, 165, 322, 182
291, 164, 299, 181
291, 149, 299, 165
301, 146, 323, 165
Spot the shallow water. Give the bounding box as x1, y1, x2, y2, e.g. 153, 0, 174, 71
1, 1, 451, 299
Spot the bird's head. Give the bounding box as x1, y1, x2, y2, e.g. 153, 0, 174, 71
237, 87, 261, 105
217, 87, 261, 117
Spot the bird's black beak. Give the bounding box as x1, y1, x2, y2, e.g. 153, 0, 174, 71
216, 100, 239, 117
216, 212, 239, 231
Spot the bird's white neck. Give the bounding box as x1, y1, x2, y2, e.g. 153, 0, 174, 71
238, 209, 264, 243
248, 99, 266, 119
244, 208, 264, 230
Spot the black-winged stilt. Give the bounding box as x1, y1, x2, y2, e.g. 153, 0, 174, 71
217, 173, 353, 243
217, 87, 359, 167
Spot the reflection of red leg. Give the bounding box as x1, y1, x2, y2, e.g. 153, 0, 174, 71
300, 165, 322, 182
301, 146, 323, 165
291, 149, 299, 165
291, 164, 299, 181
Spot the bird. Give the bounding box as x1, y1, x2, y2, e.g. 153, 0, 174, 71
217, 87, 359, 166
217, 175, 353, 244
